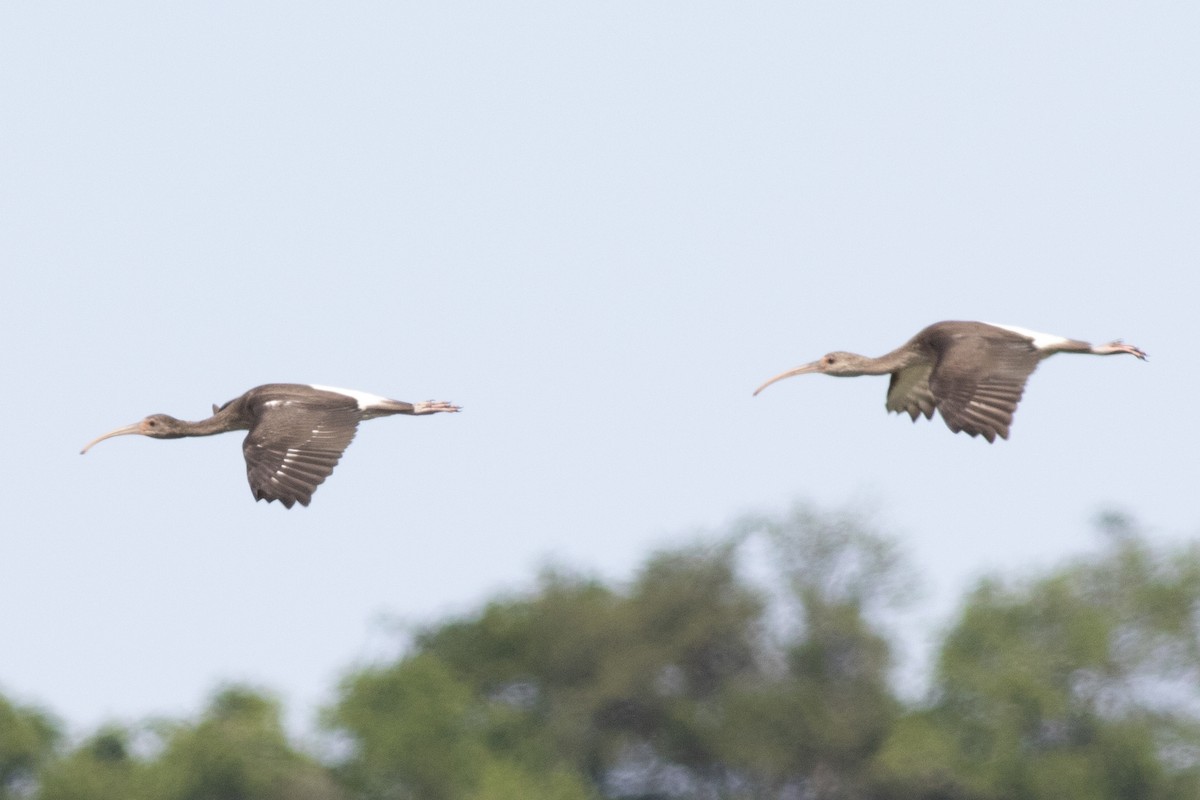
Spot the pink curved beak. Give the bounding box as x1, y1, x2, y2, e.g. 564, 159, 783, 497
80, 422, 143, 455
752, 362, 822, 396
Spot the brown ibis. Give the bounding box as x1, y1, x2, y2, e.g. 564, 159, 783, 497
81, 384, 461, 507
753, 321, 1146, 442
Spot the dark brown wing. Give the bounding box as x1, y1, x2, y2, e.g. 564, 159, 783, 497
242, 402, 362, 508
929, 333, 1041, 442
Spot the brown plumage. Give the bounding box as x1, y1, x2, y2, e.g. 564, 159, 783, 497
81, 384, 460, 507
754, 321, 1146, 442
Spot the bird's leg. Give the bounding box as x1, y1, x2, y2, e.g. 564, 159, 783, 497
410, 400, 462, 415
1092, 341, 1148, 360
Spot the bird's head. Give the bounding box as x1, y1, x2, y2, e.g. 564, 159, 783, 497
80, 414, 187, 454
753, 351, 871, 395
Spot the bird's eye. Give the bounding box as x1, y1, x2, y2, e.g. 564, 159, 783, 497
146, 420, 156, 428
825, 355, 836, 365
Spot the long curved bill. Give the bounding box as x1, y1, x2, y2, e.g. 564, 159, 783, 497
80, 423, 143, 455
752, 362, 822, 396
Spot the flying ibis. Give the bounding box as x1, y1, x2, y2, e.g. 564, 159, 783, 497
81, 384, 461, 507
753, 321, 1146, 442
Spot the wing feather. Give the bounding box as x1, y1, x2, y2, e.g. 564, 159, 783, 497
887, 363, 937, 421
242, 401, 362, 508
929, 332, 1041, 443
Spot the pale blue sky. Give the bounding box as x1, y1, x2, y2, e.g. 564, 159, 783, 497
2, 3, 1197, 734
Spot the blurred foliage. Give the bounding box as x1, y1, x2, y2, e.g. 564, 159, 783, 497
873, 521, 1200, 800
3, 505, 1200, 799
31, 687, 343, 800
35, 726, 150, 800
0, 694, 58, 799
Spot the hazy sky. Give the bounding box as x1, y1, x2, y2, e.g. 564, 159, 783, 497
3, 3, 1197, 735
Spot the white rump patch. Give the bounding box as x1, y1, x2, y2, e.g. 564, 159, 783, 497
309, 384, 392, 411
986, 323, 1071, 352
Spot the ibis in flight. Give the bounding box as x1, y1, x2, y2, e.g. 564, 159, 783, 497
81, 384, 460, 507
753, 321, 1146, 442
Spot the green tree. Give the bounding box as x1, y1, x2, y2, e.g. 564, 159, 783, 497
715, 505, 912, 798
149, 685, 343, 800
24, 505, 1200, 800
874, 516, 1200, 799
327, 504, 913, 799
328, 651, 593, 800
0, 693, 58, 800
328, 654, 488, 800
36, 726, 149, 800
414, 543, 768, 795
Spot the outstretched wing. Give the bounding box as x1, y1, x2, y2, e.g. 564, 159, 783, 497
929, 334, 1041, 442
242, 402, 362, 508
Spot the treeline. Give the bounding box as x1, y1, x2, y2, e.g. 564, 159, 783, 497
4, 506, 1200, 799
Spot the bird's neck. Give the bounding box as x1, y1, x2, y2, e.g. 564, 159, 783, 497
179, 418, 231, 436
865, 345, 927, 376
178, 403, 251, 436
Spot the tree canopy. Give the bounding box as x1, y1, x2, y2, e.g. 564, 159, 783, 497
4, 506, 1199, 799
